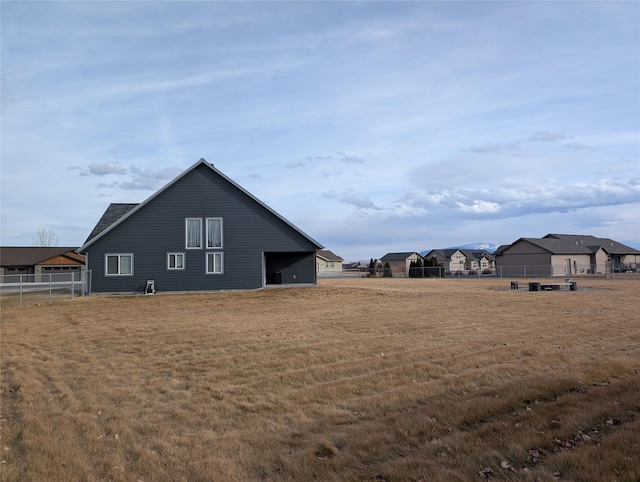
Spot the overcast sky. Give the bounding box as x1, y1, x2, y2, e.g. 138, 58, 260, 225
2, 1, 639, 261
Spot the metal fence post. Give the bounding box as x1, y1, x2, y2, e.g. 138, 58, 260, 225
19, 274, 23, 307
71, 271, 75, 300
49, 273, 52, 304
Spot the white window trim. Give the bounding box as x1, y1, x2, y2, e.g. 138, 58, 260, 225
167, 252, 185, 270
185, 218, 202, 249
205, 217, 223, 249
206, 251, 224, 275
105, 253, 134, 276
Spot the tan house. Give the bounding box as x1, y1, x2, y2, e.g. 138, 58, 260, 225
424, 248, 495, 273
0, 247, 86, 282
316, 250, 344, 274
380, 252, 422, 277
494, 234, 640, 276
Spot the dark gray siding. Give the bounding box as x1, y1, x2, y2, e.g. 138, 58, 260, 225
85, 163, 319, 292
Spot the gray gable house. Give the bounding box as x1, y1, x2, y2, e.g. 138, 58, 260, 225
80, 159, 323, 293
494, 233, 640, 275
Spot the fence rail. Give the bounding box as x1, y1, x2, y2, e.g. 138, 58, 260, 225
493, 263, 638, 278
326, 263, 639, 280
0, 271, 91, 308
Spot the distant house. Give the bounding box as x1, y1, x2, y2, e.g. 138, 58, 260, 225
424, 248, 495, 273
380, 252, 422, 277
79, 159, 323, 293
494, 234, 640, 276
0, 247, 86, 282
316, 250, 344, 274
424, 249, 466, 273
342, 261, 363, 270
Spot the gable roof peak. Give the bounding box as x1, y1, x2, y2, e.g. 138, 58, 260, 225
81, 158, 323, 252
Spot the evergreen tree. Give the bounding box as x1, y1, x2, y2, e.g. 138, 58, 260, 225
368, 258, 377, 277
422, 256, 444, 277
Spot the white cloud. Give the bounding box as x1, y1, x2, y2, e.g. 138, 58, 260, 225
336, 152, 365, 164
456, 200, 501, 214
284, 162, 305, 168
88, 161, 126, 176
1, 1, 638, 260
324, 190, 382, 210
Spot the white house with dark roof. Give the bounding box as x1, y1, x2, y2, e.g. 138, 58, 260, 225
316, 250, 344, 274
494, 234, 640, 275
423, 248, 495, 273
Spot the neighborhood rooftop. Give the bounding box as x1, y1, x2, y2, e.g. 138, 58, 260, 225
381, 252, 420, 261
0, 247, 84, 267
316, 250, 344, 262
494, 234, 640, 256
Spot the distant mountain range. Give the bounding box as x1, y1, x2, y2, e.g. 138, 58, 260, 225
446, 242, 500, 253
419, 243, 500, 256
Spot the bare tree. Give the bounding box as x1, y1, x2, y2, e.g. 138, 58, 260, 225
34, 227, 58, 247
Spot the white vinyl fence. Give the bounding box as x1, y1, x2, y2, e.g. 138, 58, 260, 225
0, 270, 91, 308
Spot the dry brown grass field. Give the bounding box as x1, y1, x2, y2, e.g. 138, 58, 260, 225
1, 278, 639, 481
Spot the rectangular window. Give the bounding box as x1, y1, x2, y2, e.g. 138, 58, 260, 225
105, 254, 133, 276
206, 218, 223, 249
206, 252, 223, 274
186, 218, 202, 249
167, 253, 185, 270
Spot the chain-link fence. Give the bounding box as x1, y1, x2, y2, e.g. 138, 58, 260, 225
330, 262, 638, 280
493, 263, 638, 278
0, 270, 91, 308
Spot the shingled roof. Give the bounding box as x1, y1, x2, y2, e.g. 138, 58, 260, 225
501, 234, 640, 255
84, 203, 139, 244
0, 247, 84, 267
426, 248, 494, 260
317, 250, 344, 262
380, 252, 420, 261
80, 159, 323, 252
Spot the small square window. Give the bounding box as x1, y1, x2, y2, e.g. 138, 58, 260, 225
206, 252, 223, 274
105, 254, 133, 276
168, 253, 185, 270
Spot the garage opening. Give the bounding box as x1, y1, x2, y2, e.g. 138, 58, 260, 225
264, 252, 316, 285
